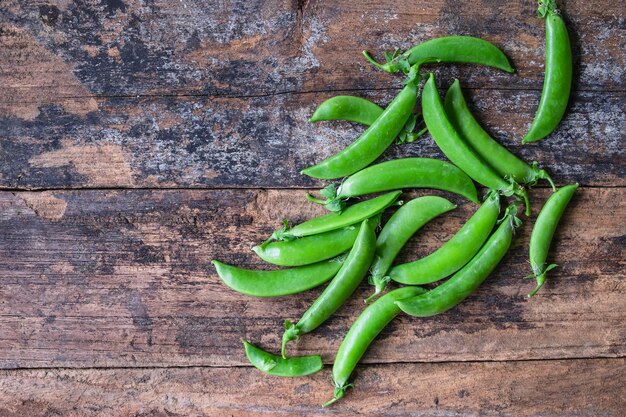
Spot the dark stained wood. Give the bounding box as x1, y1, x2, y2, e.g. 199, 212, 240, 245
0, 187, 623, 368
0, 0, 623, 101
0, 359, 624, 416
0, 89, 623, 189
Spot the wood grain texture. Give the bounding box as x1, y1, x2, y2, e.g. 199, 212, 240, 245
0, 89, 623, 189
0, 187, 623, 368
0, 359, 624, 416
0, 0, 623, 100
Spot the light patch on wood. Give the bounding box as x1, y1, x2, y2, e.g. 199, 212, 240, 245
29, 144, 135, 187
0, 24, 98, 120
18, 192, 67, 221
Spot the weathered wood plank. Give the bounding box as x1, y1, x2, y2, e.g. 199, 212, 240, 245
0, 89, 623, 189
0, 0, 623, 105
0, 187, 623, 368
0, 359, 624, 416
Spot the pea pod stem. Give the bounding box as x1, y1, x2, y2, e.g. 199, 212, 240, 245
523, 0, 572, 143
444, 79, 555, 190
421, 73, 531, 215
281, 219, 377, 358
324, 286, 427, 407
527, 183, 578, 297
397, 204, 520, 317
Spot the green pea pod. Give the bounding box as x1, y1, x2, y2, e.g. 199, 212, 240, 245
422, 73, 530, 215
301, 81, 418, 180
388, 191, 500, 285
282, 219, 377, 358
397, 205, 520, 317
266, 191, 401, 243
363, 36, 514, 74
309, 95, 384, 125
252, 225, 361, 267
242, 340, 323, 377
444, 79, 555, 190
323, 286, 427, 407
212, 257, 343, 297
308, 158, 478, 212
368, 196, 457, 301
523, 0, 572, 143
527, 183, 578, 297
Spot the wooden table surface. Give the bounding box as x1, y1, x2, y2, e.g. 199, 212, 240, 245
1, 0, 624, 415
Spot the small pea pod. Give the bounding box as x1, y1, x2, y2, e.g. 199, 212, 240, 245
422, 73, 530, 215
307, 158, 478, 212
527, 183, 578, 297
242, 340, 323, 377
252, 225, 361, 267
444, 79, 555, 190
363, 36, 514, 74
323, 286, 427, 407
282, 219, 377, 358
397, 204, 520, 317
265, 191, 400, 244
309, 95, 384, 125
212, 257, 343, 297
388, 191, 500, 285
309, 96, 427, 144
368, 196, 456, 301
523, 0, 572, 143
301, 79, 418, 179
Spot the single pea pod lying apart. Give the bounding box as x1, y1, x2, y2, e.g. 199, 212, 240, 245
323, 286, 427, 407
523, 0, 572, 144
308, 158, 478, 212
422, 73, 530, 215
212, 257, 343, 297
242, 340, 323, 377
265, 191, 401, 243
444, 79, 555, 190
389, 190, 500, 285
527, 183, 578, 297
363, 35, 514, 74
301, 78, 418, 180
368, 196, 457, 301
282, 219, 377, 358
309, 95, 384, 125
397, 204, 520, 317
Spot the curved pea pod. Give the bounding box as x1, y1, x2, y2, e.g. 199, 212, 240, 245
367, 196, 457, 301
397, 205, 520, 317
388, 191, 501, 285
363, 36, 514, 74
527, 183, 578, 297
301, 81, 418, 180
308, 158, 478, 212
266, 191, 401, 243
242, 340, 323, 377
523, 1, 572, 143
444, 79, 555, 190
281, 219, 377, 358
309, 95, 384, 125
212, 257, 343, 297
422, 73, 530, 215
252, 224, 361, 267
323, 285, 427, 407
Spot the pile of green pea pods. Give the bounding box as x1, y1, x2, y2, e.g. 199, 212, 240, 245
213, 0, 578, 406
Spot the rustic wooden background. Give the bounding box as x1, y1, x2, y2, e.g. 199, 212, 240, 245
0, 0, 624, 415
